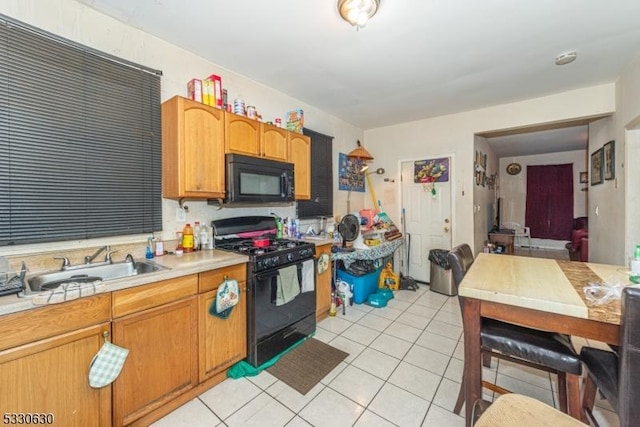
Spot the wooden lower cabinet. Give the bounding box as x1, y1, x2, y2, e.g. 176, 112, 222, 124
198, 288, 247, 382
315, 243, 333, 321
0, 263, 250, 426
112, 296, 198, 427
198, 265, 247, 382
0, 322, 112, 427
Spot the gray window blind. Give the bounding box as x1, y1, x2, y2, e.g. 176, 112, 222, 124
0, 15, 162, 246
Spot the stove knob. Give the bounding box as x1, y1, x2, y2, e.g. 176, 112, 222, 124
287, 253, 294, 262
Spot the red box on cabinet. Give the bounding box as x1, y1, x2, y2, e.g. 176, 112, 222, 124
206, 74, 223, 109
187, 78, 202, 103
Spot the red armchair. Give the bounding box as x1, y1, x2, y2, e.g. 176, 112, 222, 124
565, 217, 588, 261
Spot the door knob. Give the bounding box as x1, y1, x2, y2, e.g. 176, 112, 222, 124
444, 219, 450, 224
444, 227, 450, 232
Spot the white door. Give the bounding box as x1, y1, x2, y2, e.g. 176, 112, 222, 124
401, 159, 452, 283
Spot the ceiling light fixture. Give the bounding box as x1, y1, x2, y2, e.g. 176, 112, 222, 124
555, 51, 577, 66
338, 0, 380, 29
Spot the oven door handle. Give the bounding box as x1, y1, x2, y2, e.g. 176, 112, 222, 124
255, 271, 281, 282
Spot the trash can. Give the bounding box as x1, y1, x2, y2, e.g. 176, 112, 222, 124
428, 249, 457, 296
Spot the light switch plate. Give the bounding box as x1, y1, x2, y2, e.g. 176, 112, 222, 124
176, 207, 186, 222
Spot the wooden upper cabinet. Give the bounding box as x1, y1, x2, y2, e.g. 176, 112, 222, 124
162, 96, 225, 199
224, 112, 261, 156
289, 132, 312, 200
260, 123, 288, 161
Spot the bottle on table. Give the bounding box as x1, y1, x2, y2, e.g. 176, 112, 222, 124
182, 223, 194, 253
630, 244, 640, 284
193, 221, 201, 251
199, 223, 210, 250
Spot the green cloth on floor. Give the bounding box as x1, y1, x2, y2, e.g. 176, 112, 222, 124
226, 335, 309, 379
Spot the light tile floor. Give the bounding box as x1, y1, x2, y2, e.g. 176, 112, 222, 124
152, 248, 619, 427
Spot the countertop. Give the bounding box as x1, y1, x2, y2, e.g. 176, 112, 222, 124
0, 250, 248, 317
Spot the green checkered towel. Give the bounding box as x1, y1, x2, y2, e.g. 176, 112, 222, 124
88, 341, 129, 388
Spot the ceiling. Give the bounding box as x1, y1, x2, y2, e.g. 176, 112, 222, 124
75, 0, 640, 156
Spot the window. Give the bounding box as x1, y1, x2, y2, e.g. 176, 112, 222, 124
298, 128, 333, 218
0, 15, 162, 246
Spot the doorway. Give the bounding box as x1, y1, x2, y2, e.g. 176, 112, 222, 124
400, 159, 452, 283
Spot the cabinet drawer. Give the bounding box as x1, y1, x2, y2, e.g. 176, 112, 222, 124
199, 263, 247, 293
0, 293, 111, 351
112, 275, 198, 318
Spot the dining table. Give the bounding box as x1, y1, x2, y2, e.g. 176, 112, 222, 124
458, 253, 632, 427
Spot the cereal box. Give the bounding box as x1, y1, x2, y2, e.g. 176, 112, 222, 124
206, 74, 223, 109
187, 78, 202, 103
203, 79, 215, 107
286, 109, 304, 133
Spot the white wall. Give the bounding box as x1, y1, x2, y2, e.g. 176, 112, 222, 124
473, 136, 498, 252
615, 56, 640, 264
365, 85, 615, 254
588, 117, 615, 261
499, 151, 589, 220
0, 0, 364, 256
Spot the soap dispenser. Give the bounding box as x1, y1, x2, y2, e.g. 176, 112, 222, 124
145, 235, 154, 259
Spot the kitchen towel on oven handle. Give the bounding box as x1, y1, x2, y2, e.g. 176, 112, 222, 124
301, 259, 315, 293
276, 265, 300, 306
209, 278, 240, 319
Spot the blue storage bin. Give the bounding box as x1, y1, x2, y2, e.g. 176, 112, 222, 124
336, 267, 382, 304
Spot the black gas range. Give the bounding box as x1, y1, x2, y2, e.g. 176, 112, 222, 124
212, 216, 317, 367
215, 238, 316, 272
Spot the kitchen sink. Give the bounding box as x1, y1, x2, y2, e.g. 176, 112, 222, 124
28, 259, 169, 292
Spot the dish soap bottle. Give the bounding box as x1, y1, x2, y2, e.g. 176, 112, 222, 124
630, 244, 640, 284
182, 223, 194, 253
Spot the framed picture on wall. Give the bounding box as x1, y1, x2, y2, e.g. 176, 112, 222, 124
604, 140, 615, 180
591, 148, 604, 186
579, 171, 588, 184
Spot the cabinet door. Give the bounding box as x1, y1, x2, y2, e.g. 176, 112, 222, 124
198, 284, 247, 382
315, 244, 333, 321
0, 323, 112, 427
162, 96, 225, 199
288, 133, 312, 200
112, 297, 198, 427
260, 123, 288, 161
225, 112, 260, 156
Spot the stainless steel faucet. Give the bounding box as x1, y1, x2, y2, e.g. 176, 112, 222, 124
85, 245, 111, 264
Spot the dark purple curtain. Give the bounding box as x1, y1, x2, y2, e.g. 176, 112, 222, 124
525, 164, 574, 240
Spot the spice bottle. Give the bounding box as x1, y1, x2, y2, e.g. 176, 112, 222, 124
182, 223, 194, 253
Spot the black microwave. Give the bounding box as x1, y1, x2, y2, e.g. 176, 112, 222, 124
224, 154, 295, 205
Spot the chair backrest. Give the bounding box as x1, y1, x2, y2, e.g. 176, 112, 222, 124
618, 286, 640, 426
447, 244, 474, 289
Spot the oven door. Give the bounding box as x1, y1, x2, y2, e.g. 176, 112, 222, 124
247, 259, 316, 366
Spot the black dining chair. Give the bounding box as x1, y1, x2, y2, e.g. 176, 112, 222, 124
580, 286, 640, 427
448, 244, 582, 418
